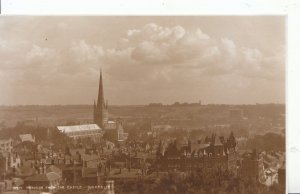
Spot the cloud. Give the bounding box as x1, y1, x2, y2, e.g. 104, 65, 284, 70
85, 23, 284, 84
0, 19, 285, 105
70, 40, 104, 63
128, 24, 211, 66
26, 45, 54, 59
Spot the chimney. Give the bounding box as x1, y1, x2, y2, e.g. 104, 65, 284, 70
39, 166, 43, 174
97, 165, 101, 186
106, 180, 114, 191
43, 165, 47, 174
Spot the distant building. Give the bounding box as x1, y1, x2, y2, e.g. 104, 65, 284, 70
240, 149, 265, 183
19, 134, 35, 143
0, 139, 13, 153
155, 132, 238, 173
0, 153, 8, 177
152, 124, 173, 132
24, 164, 61, 193
278, 162, 285, 186
104, 122, 128, 143
0, 152, 21, 176
57, 124, 103, 141
116, 122, 128, 142
15, 165, 37, 179
105, 121, 117, 130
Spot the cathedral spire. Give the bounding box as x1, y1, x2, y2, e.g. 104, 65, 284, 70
93, 99, 97, 122
97, 68, 104, 107
94, 67, 108, 128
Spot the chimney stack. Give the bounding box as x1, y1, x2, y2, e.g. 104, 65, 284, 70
39, 166, 43, 174
43, 164, 47, 174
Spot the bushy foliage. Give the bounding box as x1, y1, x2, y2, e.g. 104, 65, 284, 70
247, 132, 285, 152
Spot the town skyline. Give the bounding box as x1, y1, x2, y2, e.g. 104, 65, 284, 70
0, 16, 285, 105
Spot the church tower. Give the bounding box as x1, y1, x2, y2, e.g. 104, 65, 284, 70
94, 69, 108, 128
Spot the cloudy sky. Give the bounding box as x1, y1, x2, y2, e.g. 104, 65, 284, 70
0, 16, 285, 105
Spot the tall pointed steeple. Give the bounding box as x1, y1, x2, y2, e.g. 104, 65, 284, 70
93, 99, 97, 122
97, 68, 104, 108
94, 68, 108, 128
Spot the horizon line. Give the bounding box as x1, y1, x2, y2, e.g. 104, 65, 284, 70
0, 102, 286, 107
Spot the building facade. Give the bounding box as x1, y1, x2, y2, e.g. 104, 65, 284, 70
240, 149, 265, 183
0, 152, 21, 176
155, 132, 238, 173
0, 139, 13, 153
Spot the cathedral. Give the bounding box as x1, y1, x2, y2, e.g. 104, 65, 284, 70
93, 69, 128, 143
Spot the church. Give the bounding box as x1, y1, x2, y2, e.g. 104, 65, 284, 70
93, 69, 128, 143
57, 69, 128, 143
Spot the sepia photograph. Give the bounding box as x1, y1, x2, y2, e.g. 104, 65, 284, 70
0, 16, 285, 194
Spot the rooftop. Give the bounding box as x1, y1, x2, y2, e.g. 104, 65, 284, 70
25, 172, 60, 182
19, 134, 35, 142
57, 124, 102, 133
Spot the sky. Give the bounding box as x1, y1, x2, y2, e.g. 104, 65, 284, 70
0, 16, 285, 105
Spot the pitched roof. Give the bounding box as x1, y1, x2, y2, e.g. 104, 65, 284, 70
190, 143, 209, 153
176, 136, 189, 145
57, 124, 102, 133
81, 154, 100, 161
214, 136, 223, 146
19, 134, 34, 142
25, 172, 60, 182
82, 167, 98, 178
12, 177, 24, 187
47, 165, 62, 175
16, 166, 36, 177
109, 168, 141, 179
0, 138, 12, 144
46, 172, 61, 181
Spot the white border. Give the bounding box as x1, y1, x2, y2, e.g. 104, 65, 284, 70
0, 0, 289, 15
2, 0, 300, 193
